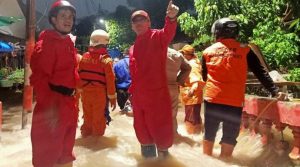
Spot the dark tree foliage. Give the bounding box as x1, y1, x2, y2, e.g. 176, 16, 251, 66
178, 0, 300, 71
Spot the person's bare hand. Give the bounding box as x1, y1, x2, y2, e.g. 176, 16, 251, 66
166, 0, 179, 19
187, 89, 194, 97
110, 98, 116, 111
276, 92, 286, 101
76, 88, 83, 93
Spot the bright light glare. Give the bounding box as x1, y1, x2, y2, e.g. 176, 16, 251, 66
99, 19, 105, 24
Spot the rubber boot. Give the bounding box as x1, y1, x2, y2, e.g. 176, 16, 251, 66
141, 144, 157, 158
157, 149, 169, 160
203, 140, 214, 156
53, 162, 73, 167
220, 143, 234, 158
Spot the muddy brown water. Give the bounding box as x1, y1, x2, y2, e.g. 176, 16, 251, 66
0, 88, 297, 167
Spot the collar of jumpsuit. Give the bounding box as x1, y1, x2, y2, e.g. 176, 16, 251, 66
88, 47, 108, 55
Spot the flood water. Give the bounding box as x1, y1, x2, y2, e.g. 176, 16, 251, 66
0, 103, 297, 167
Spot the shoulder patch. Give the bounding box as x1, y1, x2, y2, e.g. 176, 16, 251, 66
100, 54, 113, 64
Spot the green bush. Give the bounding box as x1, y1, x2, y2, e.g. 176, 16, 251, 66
0, 67, 12, 80
286, 68, 300, 82
251, 21, 300, 71
7, 68, 24, 84
178, 0, 300, 73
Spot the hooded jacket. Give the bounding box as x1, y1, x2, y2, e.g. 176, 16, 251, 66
30, 29, 79, 97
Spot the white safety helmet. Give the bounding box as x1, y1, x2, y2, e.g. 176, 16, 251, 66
89, 29, 109, 46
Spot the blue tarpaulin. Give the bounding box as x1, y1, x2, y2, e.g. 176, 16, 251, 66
0, 41, 13, 52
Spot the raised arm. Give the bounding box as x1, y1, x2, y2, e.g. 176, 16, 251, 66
159, 1, 179, 46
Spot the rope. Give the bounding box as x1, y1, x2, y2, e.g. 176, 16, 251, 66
253, 99, 277, 126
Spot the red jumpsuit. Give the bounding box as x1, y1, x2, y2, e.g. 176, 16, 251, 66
129, 17, 177, 150
30, 30, 79, 167
78, 47, 116, 136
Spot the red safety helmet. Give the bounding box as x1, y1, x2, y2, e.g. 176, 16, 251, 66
131, 10, 150, 21
48, 0, 76, 24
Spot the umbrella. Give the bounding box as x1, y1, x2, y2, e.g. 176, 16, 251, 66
34, 0, 129, 20
0, 0, 130, 39
0, 16, 23, 27
33, 0, 129, 30
0, 0, 26, 39
0, 41, 14, 52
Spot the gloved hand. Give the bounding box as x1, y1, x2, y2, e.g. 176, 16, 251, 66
276, 92, 286, 101
109, 98, 116, 111
166, 0, 179, 19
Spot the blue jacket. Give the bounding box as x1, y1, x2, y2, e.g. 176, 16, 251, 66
113, 56, 131, 89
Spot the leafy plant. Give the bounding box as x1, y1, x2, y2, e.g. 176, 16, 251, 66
289, 18, 300, 33
286, 68, 300, 82
178, 0, 300, 72
7, 68, 24, 84
106, 19, 135, 49
252, 21, 300, 71
0, 67, 12, 79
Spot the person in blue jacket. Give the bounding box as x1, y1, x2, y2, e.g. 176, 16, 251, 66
113, 48, 132, 112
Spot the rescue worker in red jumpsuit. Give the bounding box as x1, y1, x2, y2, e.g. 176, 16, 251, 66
129, 1, 179, 159
201, 18, 286, 159
30, 1, 78, 167
69, 33, 82, 115
78, 29, 116, 137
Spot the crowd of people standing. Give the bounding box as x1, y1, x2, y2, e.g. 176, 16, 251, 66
28, 0, 286, 167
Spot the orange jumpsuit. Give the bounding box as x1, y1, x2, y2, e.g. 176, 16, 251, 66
180, 57, 205, 129
78, 47, 116, 136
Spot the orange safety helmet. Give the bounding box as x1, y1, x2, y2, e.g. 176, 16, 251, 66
179, 45, 196, 57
